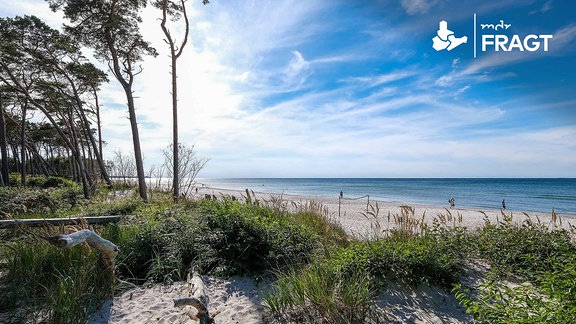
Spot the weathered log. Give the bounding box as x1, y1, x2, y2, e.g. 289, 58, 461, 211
0, 215, 123, 229
41, 229, 119, 269
174, 272, 212, 324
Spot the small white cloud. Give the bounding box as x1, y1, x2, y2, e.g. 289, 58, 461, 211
551, 23, 576, 51
283, 50, 311, 87
401, 0, 439, 15
343, 70, 416, 88
455, 85, 471, 95
452, 58, 460, 68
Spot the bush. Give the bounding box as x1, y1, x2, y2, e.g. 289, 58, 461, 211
27, 175, 75, 188
476, 217, 575, 277
190, 199, 319, 276
115, 199, 322, 282
115, 207, 194, 283
328, 231, 465, 288
454, 217, 576, 322
0, 187, 57, 218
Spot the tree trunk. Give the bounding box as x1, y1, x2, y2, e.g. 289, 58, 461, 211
125, 89, 148, 202
171, 54, 179, 201
11, 145, 19, 174
0, 67, 90, 183
0, 215, 122, 229
68, 107, 90, 198
159, 0, 190, 202
25, 141, 51, 176
77, 95, 111, 187
92, 86, 104, 166
0, 90, 8, 186
20, 101, 26, 187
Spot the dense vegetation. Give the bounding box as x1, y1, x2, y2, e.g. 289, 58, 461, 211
0, 176, 575, 323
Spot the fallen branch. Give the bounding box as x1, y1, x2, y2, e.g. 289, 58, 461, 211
0, 215, 123, 229
41, 229, 119, 269
174, 272, 212, 324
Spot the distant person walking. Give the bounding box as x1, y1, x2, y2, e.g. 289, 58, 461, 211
502, 199, 506, 210
338, 191, 344, 218
449, 197, 455, 209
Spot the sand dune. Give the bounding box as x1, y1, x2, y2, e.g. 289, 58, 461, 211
89, 187, 575, 323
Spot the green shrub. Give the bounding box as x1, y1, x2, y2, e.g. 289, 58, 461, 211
115, 199, 322, 282
0, 187, 56, 218
455, 217, 576, 322
27, 175, 75, 188
81, 195, 143, 216
190, 199, 318, 276
476, 217, 575, 278
328, 232, 465, 288
115, 207, 194, 283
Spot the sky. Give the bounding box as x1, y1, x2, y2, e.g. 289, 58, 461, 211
1, 0, 575, 178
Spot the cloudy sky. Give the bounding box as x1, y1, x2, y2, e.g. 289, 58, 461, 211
2, 0, 575, 178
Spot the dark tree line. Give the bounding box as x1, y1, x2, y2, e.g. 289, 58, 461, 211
0, 1, 210, 201
0, 16, 110, 197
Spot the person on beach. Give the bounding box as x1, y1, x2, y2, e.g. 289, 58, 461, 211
449, 197, 455, 209
502, 199, 506, 210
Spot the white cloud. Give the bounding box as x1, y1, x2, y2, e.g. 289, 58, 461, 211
401, 0, 440, 15
1, 0, 574, 178
342, 70, 417, 88
283, 51, 311, 88
552, 23, 576, 51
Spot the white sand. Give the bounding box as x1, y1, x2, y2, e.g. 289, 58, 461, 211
89, 186, 576, 324
196, 187, 576, 237
89, 276, 266, 324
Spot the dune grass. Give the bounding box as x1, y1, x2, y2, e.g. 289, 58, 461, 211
1, 177, 575, 323
453, 214, 576, 322
0, 180, 342, 322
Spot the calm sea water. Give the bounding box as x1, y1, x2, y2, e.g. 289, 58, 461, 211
196, 178, 576, 214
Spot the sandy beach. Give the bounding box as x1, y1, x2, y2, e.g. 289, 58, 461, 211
194, 186, 576, 237
89, 186, 576, 324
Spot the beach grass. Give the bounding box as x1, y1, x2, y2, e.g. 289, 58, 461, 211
1, 177, 576, 323
453, 213, 576, 322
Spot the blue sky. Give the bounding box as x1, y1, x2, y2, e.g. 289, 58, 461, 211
1, 0, 575, 178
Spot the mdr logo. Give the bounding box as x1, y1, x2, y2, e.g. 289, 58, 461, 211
432, 14, 554, 58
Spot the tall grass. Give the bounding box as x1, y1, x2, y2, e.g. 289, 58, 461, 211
264, 215, 471, 323
0, 232, 113, 323
2, 179, 575, 323
264, 262, 379, 323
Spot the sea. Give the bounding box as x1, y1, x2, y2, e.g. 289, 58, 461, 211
196, 178, 576, 215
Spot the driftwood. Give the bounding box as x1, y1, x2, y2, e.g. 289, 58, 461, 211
41, 229, 119, 269
0, 215, 123, 229
174, 272, 212, 324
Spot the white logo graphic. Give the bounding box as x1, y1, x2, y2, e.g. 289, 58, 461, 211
432, 20, 468, 51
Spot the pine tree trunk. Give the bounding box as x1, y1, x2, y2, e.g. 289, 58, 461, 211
124, 89, 148, 202
77, 96, 111, 187
171, 55, 179, 201
0, 91, 9, 186
20, 102, 26, 187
